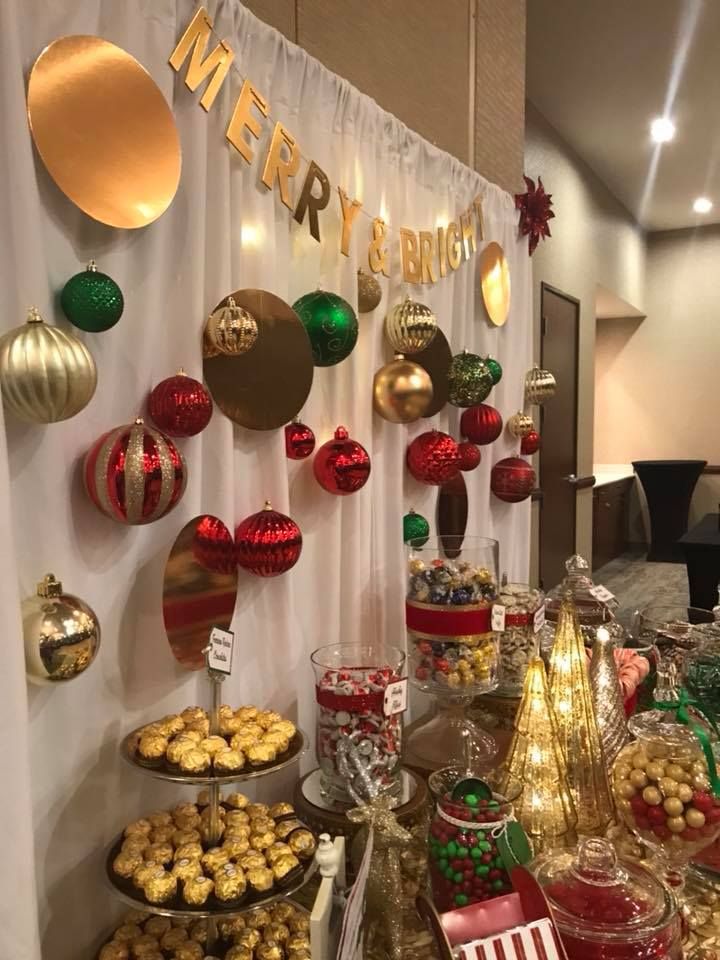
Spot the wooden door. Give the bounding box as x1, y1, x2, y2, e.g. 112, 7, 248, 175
539, 284, 580, 589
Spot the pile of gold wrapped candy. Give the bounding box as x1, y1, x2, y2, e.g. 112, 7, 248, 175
111, 792, 316, 909
98, 900, 311, 960
130, 705, 297, 775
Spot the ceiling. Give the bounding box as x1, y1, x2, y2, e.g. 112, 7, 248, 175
526, 0, 720, 231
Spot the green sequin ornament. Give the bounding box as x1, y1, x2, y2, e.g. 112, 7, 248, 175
292, 289, 358, 367
60, 261, 124, 332
403, 508, 430, 545
447, 350, 493, 407
485, 356, 503, 385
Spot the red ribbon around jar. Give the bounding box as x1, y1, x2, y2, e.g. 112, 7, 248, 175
406, 600, 492, 637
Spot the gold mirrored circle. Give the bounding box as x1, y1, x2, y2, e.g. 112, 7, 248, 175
406, 326, 452, 418
480, 241, 511, 327
437, 472, 468, 559
27, 35, 181, 229
203, 290, 314, 431
163, 515, 238, 671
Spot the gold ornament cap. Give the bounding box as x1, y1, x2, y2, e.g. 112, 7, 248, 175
37, 573, 63, 598
26, 306, 44, 324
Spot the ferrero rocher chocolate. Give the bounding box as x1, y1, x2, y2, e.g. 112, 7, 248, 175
174, 942, 204, 960
246, 866, 274, 892
148, 810, 173, 828
247, 743, 277, 766
264, 922, 290, 943
188, 920, 207, 943
121, 910, 149, 926
220, 715, 243, 735
250, 817, 276, 834
272, 854, 301, 883
138, 733, 168, 765
129, 934, 160, 958
250, 830, 276, 852
199, 735, 228, 756
236, 706, 259, 722
143, 868, 177, 903
182, 876, 213, 906
113, 852, 143, 879
230, 732, 258, 753
160, 928, 188, 951
289, 914, 310, 934
270, 902, 296, 924
173, 828, 201, 847
286, 952, 312, 960
288, 829, 316, 859
158, 714, 185, 736
181, 729, 203, 744
225, 810, 250, 826
145, 842, 173, 865
132, 861, 160, 888
257, 710, 282, 729
219, 916, 246, 937
255, 942, 283, 960
174, 841, 203, 862
239, 851, 267, 871
113, 924, 143, 943
235, 929, 261, 950
225, 947, 252, 960
125, 819, 152, 837
144, 916, 171, 938
286, 932, 311, 953
172, 858, 202, 883
214, 868, 247, 902
269, 801, 295, 819
178, 748, 211, 774
274, 819, 302, 840
181, 706, 206, 724
266, 842, 293, 864
223, 836, 250, 858
121, 836, 149, 855
245, 907, 272, 929
225, 792, 249, 809
262, 732, 289, 752
213, 749, 245, 773
201, 847, 229, 875
100, 943, 129, 960
246, 803, 269, 819
174, 813, 201, 831
269, 720, 296, 739
166, 736, 197, 765
150, 824, 175, 843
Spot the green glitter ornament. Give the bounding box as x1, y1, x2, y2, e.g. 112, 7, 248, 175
447, 350, 493, 407
60, 260, 124, 332
403, 508, 430, 545
485, 356, 503, 385
292, 289, 358, 367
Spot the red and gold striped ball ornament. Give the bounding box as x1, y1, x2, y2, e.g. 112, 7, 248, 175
148, 369, 212, 437
84, 417, 187, 524
460, 404, 503, 445
490, 456, 535, 503
235, 501, 302, 577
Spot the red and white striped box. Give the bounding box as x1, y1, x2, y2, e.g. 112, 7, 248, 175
458, 917, 562, 960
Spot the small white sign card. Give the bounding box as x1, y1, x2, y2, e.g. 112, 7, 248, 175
383, 679, 408, 716
207, 626, 234, 675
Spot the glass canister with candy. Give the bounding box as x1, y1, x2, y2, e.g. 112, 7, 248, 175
495, 582, 545, 696
311, 642, 405, 802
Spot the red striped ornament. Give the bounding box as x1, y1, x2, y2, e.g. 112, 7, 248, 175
84, 417, 187, 524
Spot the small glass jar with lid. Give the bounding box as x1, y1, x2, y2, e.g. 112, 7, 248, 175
532, 837, 682, 960
495, 582, 545, 696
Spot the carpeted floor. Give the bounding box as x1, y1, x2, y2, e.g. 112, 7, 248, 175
593, 549, 690, 629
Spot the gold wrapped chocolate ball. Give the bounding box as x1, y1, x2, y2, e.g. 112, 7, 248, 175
223, 836, 250, 858
145, 842, 173, 865
143, 917, 171, 938
287, 932, 312, 953
235, 929, 261, 950
113, 924, 142, 943
264, 922, 290, 944
201, 847, 229, 875
188, 920, 206, 944
269, 720, 296, 739
174, 943, 203, 960
225, 947, 253, 960
255, 942, 283, 960
132, 861, 160, 888
288, 829, 317, 860
272, 853, 301, 882
266, 842, 293, 864
179, 748, 211, 774
271, 902, 296, 924
247, 743, 277, 766
166, 737, 196, 765
226, 810, 250, 827
121, 836, 149, 856
275, 819, 302, 840
129, 934, 160, 958
200, 735, 228, 756
246, 802, 269, 819
246, 866, 274, 892
172, 858, 202, 883
240, 851, 267, 871
213, 749, 245, 774
262, 731, 290, 752
100, 944, 129, 960
148, 810, 173, 828
143, 869, 177, 904
160, 928, 188, 952
113, 852, 143, 879
150, 824, 174, 843
214, 868, 247, 902
125, 819, 152, 838
250, 830, 276, 852
246, 908, 272, 929
137, 734, 168, 766
174, 841, 203, 862
182, 876, 213, 906
173, 802, 199, 819
289, 914, 310, 934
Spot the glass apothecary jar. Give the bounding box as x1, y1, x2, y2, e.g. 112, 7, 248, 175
681, 630, 720, 726
311, 642, 405, 803
495, 582, 545, 696
532, 837, 682, 960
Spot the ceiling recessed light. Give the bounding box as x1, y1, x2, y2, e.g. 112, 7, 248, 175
693, 196, 713, 214
650, 116, 676, 143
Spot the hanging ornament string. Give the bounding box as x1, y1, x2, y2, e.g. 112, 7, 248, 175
654, 687, 720, 798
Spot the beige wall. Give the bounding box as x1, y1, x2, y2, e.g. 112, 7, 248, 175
524, 104, 646, 579
242, 0, 526, 194
596, 224, 720, 534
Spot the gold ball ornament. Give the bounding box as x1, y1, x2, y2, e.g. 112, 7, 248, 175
0, 307, 97, 423
357, 268, 382, 313
507, 411, 535, 439
23, 573, 100, 683
384, 295, 438, 353
524, 365, 557, 404
203, 296, 259, 358
373, 354, 433, 423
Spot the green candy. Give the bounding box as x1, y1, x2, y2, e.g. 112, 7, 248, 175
475, 831, 486, 841
488, 800, 500, 809
464, 793, 479, 807
478, 841, 492, 853
437, 845, 448, 858
475, 865, 490, 876
438, 858, 448, 872
453, 872, 463, 884
456, 846, 468, 858
446, 841, 457, 857
470, 848, 482, 861
445, 866, 455, 880
455, 893, 469, 907
292, 290, 358, 367
494, 856, 504, 869
492, 879, 504, 891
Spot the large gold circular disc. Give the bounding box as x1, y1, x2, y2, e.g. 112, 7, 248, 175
406, 326, 452, 418
163, 515, 238, 671
437, 472, 468, 559
480, 241, 511, 327
204, 290, 314, 430
27, 36, 181, 229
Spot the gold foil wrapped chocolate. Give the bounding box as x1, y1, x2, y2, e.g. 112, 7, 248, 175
100, 943, 129, 960
220, 715, 243, 735
173, 802, 198, 818
226, 947, 253, 960
257, 710, 282, 729
200, 735, 228, 756
201, 847, 229, 875
179, 748, 211, 774
188, 920, 206, 943
125, 819, 152, 838
132, 861, 160, 888
113, 924, 142, 943
271, 902, 296, 923
174, 943, 203, 960
138, 733, 168, 765
143, 869, 177, 903
223, 836, 250, 858
130, 934, 160, 958
239, 851, 267, 871
236, 706, 259, 721
264, 922, 290, 943
250, 830, 276, 851
145, 842, 173, 865
272, 854, 301, 883
160, 927, 188, 951
235, 929, 261, 950
172, 828, 201, 847
288, 828, 316, 860
262, 732, 289, 752
174, 841, 203, 862
246, 803, 269, 819
219, 916, 245, 937
246, 866, 274, 892
287, 932, 311, 953
159, 714, 185, 736
172, 858, 202, 883
214, 868, 247, 902
166, 736, 197, 765
182, 876, 213, 906
225, 792, 249, 809
246, 908, 273, 929
274, 819, 302, 840
113, 852, 143, 879
181, 706, 206, 723
226, 810, 250, 827
289, 914, 310, 934
266, 842, 293, 864
148, 810, 173, 828
143, 917, 171, 938
255, 942, 283, 960
269, 720, 296, 739
174, 813, 201, 831
213, 749, 245, 773
268, 801, 294, 820
149, 824, 175, 844
247, 743, 277, 766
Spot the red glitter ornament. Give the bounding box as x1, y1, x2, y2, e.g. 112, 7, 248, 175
313, 426, 371, 495
285, 419, 316, 460
490, 456, 535, 503
148, 369, 212, 437
458, 441, 481, 472
235, 501, 302, 577
84, 417, 187, 524
407, 430, 460, 485
192, 515, 236, 575
521, 430, 541, 455
460, 404, 503, 445
515, 174, 555, 256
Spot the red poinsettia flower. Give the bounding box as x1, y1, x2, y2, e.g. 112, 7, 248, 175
515, 175, 555, 256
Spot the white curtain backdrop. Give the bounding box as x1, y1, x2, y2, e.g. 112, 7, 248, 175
0, 1, 532, 957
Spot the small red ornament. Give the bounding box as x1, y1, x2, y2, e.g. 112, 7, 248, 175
235, 501, 302, 577
84, 417, 187, 524
314, 426, 371, 495
515, 175, 555, 256
192, 515, 236, 575
148, 368, 213, 437
521, 430, 541, 455
458, 441, 481, 472
490, 456, 536, 503
285, 419, 316, 460
407, 430, 460, 485
460, 404, 503, 445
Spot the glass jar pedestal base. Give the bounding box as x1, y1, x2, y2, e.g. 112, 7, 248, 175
403, 693, 498, 776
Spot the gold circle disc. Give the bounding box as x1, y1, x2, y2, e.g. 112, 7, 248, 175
480, 241, 511, 327
163, 515, 238, 671
27, 36, 181, 229
406, 326, 452, 418
203, 290, 314, 431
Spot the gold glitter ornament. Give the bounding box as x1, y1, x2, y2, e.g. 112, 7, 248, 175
507, 411, 535, 439
524, 364, 557, 404
203, 296, 259, 358
385, 295, 437, 353
357, 268, 382, 313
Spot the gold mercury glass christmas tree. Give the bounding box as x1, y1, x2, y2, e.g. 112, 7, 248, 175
589, 625, 629, 766
497, 655, 578, 853
548, 598, 615, 834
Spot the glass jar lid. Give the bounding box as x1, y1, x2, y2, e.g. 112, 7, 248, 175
628, 709, 704, 759
545, 555, 614, 626
533, 838, 672, 941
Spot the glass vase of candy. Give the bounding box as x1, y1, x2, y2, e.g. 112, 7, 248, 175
611, 709, 720, 893
404, 536, 500, 773
311, 642, 406, 804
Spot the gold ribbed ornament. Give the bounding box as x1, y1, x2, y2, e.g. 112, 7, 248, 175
0, 307, 97, 423
507, 411, 534, 438
524, 365, 557, 404
357, 268, 382, 313
384, 296, 437, 353
203, 296, 259, 357
589, 627, 629, 765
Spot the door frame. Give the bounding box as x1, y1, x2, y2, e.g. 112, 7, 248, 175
538, 282, 581, 588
